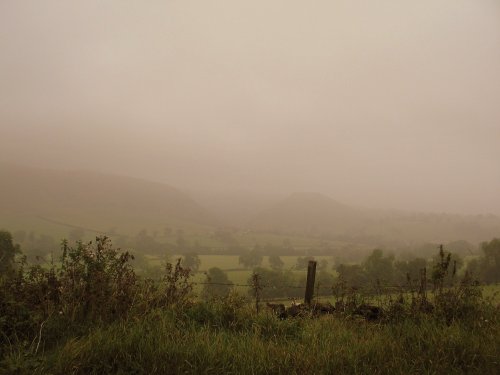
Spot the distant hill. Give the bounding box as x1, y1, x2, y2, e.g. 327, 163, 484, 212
2, 163, 499, 247
249, 192, 365, 233
189, 189, 286, 227
249, 192, 500, 245
0, 163, 216, 236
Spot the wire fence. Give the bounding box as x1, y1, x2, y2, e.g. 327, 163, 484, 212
188, 278, 454, 305
188, 275, 500, 308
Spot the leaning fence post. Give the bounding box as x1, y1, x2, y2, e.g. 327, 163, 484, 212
251, 272, 262, 313
304, 260, 317, 305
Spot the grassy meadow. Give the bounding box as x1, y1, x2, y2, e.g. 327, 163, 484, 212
4, 304, 499, 375
1, 234, 500, 374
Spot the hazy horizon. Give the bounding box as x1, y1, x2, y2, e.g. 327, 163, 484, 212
1, 1, 500, 216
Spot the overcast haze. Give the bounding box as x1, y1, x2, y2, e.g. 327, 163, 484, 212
1, 0, 499, 215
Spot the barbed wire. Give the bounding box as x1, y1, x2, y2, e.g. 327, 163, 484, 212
190, 280, 437, 291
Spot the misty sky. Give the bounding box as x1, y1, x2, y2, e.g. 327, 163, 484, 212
1, 1, 499, 215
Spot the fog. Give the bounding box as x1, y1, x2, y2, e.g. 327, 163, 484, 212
1, 0, 500, 215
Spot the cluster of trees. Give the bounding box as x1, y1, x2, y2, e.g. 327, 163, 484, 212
247, 267, 302, 299
113, 229, 212, 256
466, 239, 500, 283
238, 248, 263, 268
335, 248, 464, 288
201, 267, 233, 299
0, 231, 19, 274
238, 251, 329, 271
334, 239, 499, 290
213, 231, 302, 256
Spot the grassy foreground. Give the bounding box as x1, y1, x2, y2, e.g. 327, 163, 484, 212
4, 303, 499, 375
2, 236, 499, 374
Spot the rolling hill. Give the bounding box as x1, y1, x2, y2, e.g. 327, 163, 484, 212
1, 163, 498, 249
249, 192, 365, 234
249, 192, 500, 245
0, 163, 216, 236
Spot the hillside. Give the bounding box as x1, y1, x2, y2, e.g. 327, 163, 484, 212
1, 164, 499, 248
249, 192, 500, 244
0, 163, 216, 236
249, 192, 365, 234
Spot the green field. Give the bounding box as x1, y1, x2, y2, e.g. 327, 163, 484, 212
145, 254, 335, 295
153, 254, 334, 272
141, 254, 500, 304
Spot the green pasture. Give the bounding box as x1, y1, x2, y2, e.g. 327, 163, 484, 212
483, 284, 500, 303
146, 254, 334, 273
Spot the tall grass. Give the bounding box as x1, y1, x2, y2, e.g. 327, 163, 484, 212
21, 306, 499, 375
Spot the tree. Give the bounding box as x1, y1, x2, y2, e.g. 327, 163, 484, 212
248, 267, 301, 299
201, 267, 233, 299
268, 254, 284, 270
363, 249, 395, 284
315, 270, 336, 296
182, 252, 201, 272
446, 240, 475, 256
336, 264, 368, 287
239, 249, 263, 268
0, 230, 19, 275
431, 247, 464, 287
394, 257, 427, 284
474, 238, 500, 283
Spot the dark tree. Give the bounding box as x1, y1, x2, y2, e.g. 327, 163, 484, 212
394, 257, 427, 284
239, 249, 263, 268
363, 249, 395, 284
469, 238, 500, 283
0, 230, 20, 275
202, 267, 233, 299
336, 264, 368, 287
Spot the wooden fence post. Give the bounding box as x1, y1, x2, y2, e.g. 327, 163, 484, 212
304, 260, 317, 305
251, 273, 262, 313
